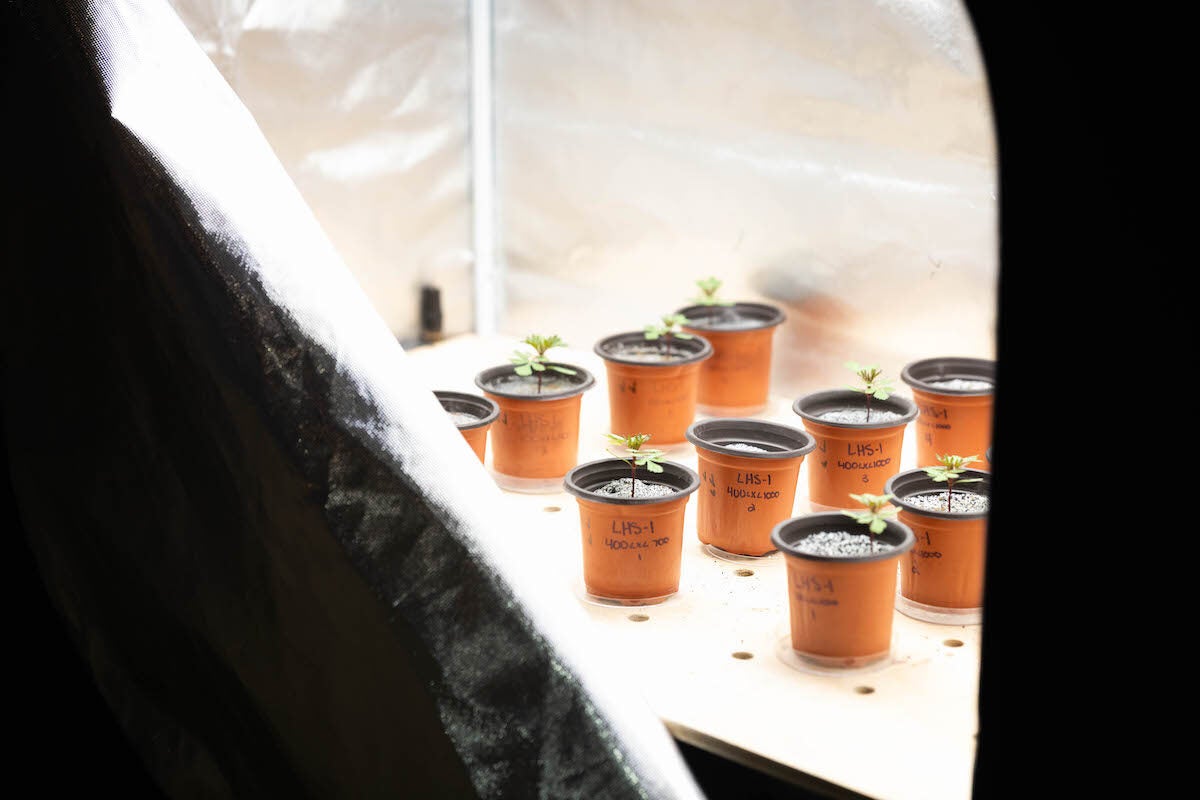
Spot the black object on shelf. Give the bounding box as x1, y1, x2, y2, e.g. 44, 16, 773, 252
420, 284, 444, 344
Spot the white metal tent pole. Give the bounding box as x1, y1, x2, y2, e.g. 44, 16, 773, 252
470, 0, 498, 337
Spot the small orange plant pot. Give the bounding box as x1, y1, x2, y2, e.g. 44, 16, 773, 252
564, 458, 700, 604
594, 332, 713, 445
434, 390, 500, 463
677, 302, 786, 416
886, 468, 990, 625
771, 513, 914, 670
792, 390, 917, 512
685, 418, 815, 557
475, 363, 595, 493
901, 357, 995, 469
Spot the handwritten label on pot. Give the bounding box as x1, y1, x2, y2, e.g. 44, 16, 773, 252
704, 469, 782, 510
791, 574, 839, 607
909, 529, 942, 573
836, 441, 891, 469
602, 518, 671, 553
505, 410, 569, 442
611, 519, 655, 535
917, 403, 952, 437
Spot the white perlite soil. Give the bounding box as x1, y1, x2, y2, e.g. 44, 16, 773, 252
448, 411, 481, 426
606, 343, 687, 362
794, 531, 896, 557
816, 408, 905, 424
486, 373, 579, 396
682, 312, 759, 331
594, 477, 677, 499
926, 378, 992, 391
723, 442, 770, 453
904, 490, 989, 513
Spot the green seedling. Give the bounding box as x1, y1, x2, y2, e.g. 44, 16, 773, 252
691, 276, 735, 307
606, 432, 666, 498
845, 361, 894, 423
923, 454, 983, 511
644, 313, 694, 358
842, 492, 897, 553
511, 333, 577, 394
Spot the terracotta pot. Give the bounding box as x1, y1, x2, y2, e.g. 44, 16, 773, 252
564, 458, 700, 604
792, 390, 917, 512
885, 468, 990, 625
594, 332, 713, 445
900, 357, 995, 469
434, 390, 499, 463
676, 302, 786, 416
474, 363, 595, 492
771, 513, 914, 669
685, 418, 815, 557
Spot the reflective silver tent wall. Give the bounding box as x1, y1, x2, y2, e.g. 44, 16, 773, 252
2, 0, 996, 797
168, 0, 997, 392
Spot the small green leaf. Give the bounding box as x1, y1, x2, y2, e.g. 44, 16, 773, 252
646, 461, 664, 473
549, 365, 577, 375
514, 365, 532, 376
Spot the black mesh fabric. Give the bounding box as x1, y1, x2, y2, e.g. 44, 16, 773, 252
2, 2, 705, 798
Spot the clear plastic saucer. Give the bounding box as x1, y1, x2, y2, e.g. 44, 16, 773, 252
572, 575, 678, 607
490, 470, 566, 494
696, 402, 768, 418
774, 634, 897, 677
702, 543, 778, 563
896, 595, 982, 626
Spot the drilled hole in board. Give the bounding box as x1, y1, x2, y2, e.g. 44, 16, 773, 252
543, 505, 562, 513
943, 639, 964, 648
734, 568, 754, 577
628, 613, 649, 622
731, 651, 754, 660
854, 686, 875, 695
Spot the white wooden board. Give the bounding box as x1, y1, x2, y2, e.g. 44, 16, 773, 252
409, 334, 980, 800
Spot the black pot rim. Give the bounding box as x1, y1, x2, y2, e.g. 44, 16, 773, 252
594, 331, 713, 367
685, 418, 815, 460
433, 390, 500, 430
474, 362, 595, 400
563, 458, 701, 505
770, 512, 915, 563
792, 389, 918, 429
884, 468, 991, 520
900, 356, 996, 396
675, 301, 786, 331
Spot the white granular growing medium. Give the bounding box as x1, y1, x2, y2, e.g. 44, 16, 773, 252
682, 312, 760, 331
448, 411, 481, 426
594, 478, 677, 499
606, 343, 685, 363
723, 442, 770, 453
904, 491, 989, 514
486, 373, 580, 396
926, 378, 993, 391
816, 408, 906, 424
794, 531, 896, 557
